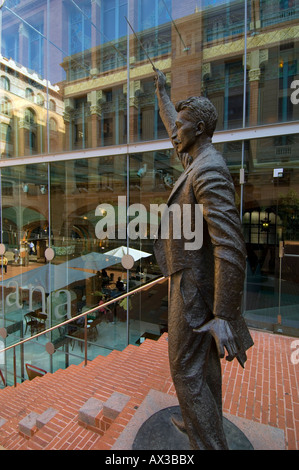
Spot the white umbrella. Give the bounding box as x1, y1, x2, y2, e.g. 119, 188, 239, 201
3, 263, 95, 294
104, 246, 152, 262
67, 252, 121, 271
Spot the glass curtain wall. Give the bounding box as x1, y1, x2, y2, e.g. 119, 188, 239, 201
0, 0, 299, 385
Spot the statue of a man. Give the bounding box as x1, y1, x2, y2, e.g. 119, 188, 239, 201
153, 70, 254, 450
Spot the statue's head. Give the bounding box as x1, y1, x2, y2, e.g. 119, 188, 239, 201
175, 96, 218, 139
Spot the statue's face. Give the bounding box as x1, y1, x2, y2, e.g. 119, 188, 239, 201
174, 109, 198, 155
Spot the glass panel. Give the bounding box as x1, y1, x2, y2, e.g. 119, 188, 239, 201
243, 135, 299, 332
128, 148, 181, 341
1, 2, 49, 158
49, 0, 128, 151
129, 0, 199, 143
251, 0, 299, 126
202, 1, 248, 131
0, 163, 50, 348
49, 154, 131, 357
1, 337, 50, 386
129, 278, 169, 346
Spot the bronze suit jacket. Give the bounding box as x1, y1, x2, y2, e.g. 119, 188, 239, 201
153, 143, 253, 354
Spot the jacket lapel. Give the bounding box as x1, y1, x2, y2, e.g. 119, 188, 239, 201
167, 170, 189, 205
167, 144, 212, 205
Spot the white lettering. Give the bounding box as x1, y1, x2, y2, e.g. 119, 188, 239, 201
28, 284, 46, 313
95, 201, 203, 249
53, 289, 72, 319
290, 80, 299, 105
5, 280, 22, 309
4, 281, 71, 321
183, 203, 203, 251
127, 203, 148, 240
291, 339, 299, 365
95, 203, 116, 239
105, 455, 139, 467
117, 196, 127, 239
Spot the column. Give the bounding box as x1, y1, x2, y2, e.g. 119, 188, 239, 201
87, 90, 106, 147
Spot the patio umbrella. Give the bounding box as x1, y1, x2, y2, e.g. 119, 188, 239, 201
105, 246, 152, 261
3, 263, 95, 294
66, 252, 121, 271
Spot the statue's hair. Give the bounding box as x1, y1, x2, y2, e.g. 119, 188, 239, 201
175, 96, 218, 137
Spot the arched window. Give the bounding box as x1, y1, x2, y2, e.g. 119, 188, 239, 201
24, 108, 37, 154
49, 99, 56, 112
0, 97, 12, 116
49, 117, 57, 131
25, 108, 36, 125
25, 88, 34, 102
37, 93, 44, 106
0, 76, 10, 91
0, 123, 12, 143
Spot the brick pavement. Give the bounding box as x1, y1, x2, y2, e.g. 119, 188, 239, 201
221, 329, 298, 450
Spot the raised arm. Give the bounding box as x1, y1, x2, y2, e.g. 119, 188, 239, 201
154, 69, 177, 137
154, 70, 192, 170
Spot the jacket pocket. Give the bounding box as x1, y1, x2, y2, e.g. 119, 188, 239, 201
180, 269, 211, 328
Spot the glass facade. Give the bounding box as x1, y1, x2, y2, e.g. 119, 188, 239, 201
0, 0, 299, 385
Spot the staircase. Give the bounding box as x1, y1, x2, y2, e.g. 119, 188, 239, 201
0, 334, 174, 450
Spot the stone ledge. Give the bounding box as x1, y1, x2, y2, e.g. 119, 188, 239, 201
36, 408, 58, 429
18, 412, 40, 438
111, 389, 179, 450
111, 389, 286, 450
0, 418, 7, 429
78, 397, 103, 427
223, 413, 285, 451
103, 392, 131, 420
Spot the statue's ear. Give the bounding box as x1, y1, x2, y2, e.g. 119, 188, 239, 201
196, 121, 205, 136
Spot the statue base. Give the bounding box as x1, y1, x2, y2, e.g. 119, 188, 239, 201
132, 406, 254, 450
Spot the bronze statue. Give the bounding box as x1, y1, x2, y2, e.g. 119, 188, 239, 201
153, 70, 254, 450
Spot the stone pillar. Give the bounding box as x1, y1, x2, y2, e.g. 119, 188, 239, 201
246, 49, 268, 166
18, 119, 32, 157
123, 80, 143, 142
87, 90, 106, 147
63, 98, 75, 150
250, 0, 261, 31
247, 49, 268, 127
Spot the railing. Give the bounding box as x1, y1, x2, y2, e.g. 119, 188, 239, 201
0, 276, 167, 387
261, 7, 298, 27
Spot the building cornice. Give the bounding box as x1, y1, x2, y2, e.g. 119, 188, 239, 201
0, 120, 298, 168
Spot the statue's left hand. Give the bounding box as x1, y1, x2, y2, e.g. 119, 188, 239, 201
194, 318, 242, 364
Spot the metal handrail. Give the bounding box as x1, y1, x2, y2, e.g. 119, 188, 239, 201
0, 276, 167, 386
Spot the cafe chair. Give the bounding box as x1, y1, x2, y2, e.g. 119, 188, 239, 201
0, 369, 6, 387
24, 312, 39, 335
25, 363, 47, 381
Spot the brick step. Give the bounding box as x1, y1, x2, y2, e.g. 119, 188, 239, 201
0, 334, 172, 450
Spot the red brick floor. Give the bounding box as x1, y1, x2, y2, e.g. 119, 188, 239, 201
221, 329, 299, 450
0, 328, 298, 450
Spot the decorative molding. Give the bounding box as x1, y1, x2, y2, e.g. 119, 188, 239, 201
2, 121, 298, 168
249, 68, 261, 82
202, 62, 211, 80
203, 25, 299, 61
64, 59, 171, 97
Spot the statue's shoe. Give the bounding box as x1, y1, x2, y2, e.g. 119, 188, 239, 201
171, 416, 187, 434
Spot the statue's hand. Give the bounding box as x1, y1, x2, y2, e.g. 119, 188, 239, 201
154, 69, 167, 91
194, 318, 242, 363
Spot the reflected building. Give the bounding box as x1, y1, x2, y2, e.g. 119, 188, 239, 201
0, 55, 64, 158
0, 0, 299, 385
